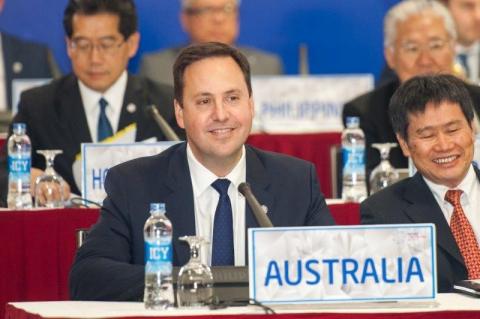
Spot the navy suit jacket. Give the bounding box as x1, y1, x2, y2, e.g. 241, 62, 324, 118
70, 142, 334, 301
1, 32, 60, 109
0, 73, 184, 203
361, 168, 480, 292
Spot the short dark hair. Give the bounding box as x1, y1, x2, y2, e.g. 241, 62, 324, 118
63, 0, 137, 39
389, 74, 474, 140
173, 42, 252, 104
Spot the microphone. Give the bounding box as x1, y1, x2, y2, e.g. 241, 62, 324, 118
238, 182, 273, 228
146, 105, 180, 141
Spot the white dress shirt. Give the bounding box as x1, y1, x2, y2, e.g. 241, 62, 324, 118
456, 42, 480, 84
424, 165, 480, 244
78, 70, 127, 142
0, 34, 8, 111
186, 144, 247, 266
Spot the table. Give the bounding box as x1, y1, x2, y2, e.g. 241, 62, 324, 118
0, 203, 359, 318
247, 132, 341, 198
6, 293, 480, 319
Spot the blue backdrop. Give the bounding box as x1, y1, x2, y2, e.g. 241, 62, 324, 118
0, 0, 400, 79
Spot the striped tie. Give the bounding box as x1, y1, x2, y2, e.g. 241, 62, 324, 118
445, 189, 480, 279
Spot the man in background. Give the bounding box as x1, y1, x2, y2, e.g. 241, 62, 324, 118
362, 74, 480, 292
378, 0, 480, 85
439, 0, 480, 83
0, 0, 182, 205
342, 0, 480, 175
70, 42, 333, 301
0, 0, 61, 111
139, 0, 283, 86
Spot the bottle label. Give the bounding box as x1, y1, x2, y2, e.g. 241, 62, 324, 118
8, 155, 31, 181
342, 146, 365, 175
145, 241, 172, 274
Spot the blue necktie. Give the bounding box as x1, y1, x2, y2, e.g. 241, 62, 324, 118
211, 179, 234, 266
458, 53, 470, 78
97, 98, 113, 141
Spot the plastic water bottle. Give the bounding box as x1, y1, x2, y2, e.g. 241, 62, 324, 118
144, 203, 174, 309
7, 123, 33, 209
341, 117, 367, 202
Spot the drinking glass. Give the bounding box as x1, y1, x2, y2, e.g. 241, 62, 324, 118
369, 143, 400, 195
34, 150, 65, 208
176, 236, 214, 307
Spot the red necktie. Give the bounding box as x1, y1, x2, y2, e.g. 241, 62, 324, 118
445, 189, 480, 279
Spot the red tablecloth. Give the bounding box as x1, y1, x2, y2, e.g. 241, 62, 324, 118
247, 132, 341, 198
0, 209, 99, 319
0, 203, 358, 318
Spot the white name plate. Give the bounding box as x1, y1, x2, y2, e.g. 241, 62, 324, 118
81, 141, 178, 204
251, 75, 373, 133
248, 224, 436, 304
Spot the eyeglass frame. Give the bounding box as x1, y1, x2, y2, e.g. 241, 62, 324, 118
69, 36, 126, 56
183, 2, 238, 17
395, 37, 454, 57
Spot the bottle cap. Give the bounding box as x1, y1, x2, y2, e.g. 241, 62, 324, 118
150, 203, 166, 213
346, 116, 359, 127
12, 123, 26, 134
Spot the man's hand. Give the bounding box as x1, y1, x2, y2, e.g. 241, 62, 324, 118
31, 167, 71, 205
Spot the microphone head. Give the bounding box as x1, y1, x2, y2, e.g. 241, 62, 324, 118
238, 182, 251, 196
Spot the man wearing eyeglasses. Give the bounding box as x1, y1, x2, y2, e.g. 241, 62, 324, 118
138, 0, 283, 86
0, 0, 183, 204
342, 0, 480, 177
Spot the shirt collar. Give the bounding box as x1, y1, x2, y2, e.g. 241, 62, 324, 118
187, 144, 246, 197
456, 42, 480, 55
78, 70, 128, 117
423, 164, 477, 205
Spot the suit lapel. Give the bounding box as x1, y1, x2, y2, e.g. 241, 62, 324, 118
56, 75, 92, 145
402, 173, 464, 266
118, 74, 141, 134
245, 146, 273, 229
162, 144, 196, 266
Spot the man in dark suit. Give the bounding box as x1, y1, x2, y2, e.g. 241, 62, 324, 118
343, 0, 480, 174
362, 74, 480, 293
0, 0, 183, 204
0, 0, 61, 110
0, 32, 61, 110
139, 0, 283, 86
70, 42, 334, 301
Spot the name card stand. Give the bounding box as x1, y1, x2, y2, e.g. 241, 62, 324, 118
248, 224, 437, 305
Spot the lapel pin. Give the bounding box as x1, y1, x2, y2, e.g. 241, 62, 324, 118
12, 62, 23, 74
126, 103, 136, 113
261, 205, 269, 214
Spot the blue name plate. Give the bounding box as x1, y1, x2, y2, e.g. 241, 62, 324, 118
248, 224, 436, 304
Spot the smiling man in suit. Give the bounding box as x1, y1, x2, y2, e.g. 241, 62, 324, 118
0, 0, 182, 203
70, 42, 334, 301
362, 74, 480, 292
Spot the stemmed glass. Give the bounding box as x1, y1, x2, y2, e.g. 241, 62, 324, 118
34, 150, 65, 208
176, 236, 214, 307
369, 143, 400, 195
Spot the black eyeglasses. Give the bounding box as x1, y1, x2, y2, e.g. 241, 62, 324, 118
70, 38, 125, 56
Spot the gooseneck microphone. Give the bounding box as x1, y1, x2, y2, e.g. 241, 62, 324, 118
238, 182, 273, 228
146, 105, 180, 141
